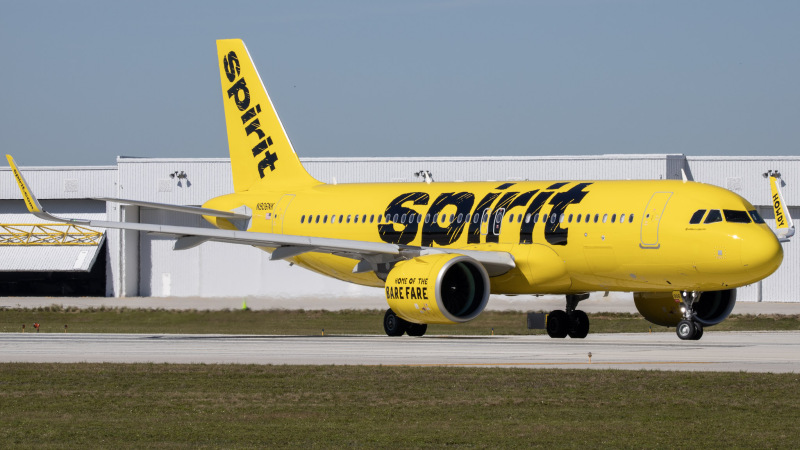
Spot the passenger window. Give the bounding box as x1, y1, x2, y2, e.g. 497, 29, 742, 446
704, 209, 723, 224
362, 214, 367, 223
315, 215, 320, 224
550, 214, 557, 224
611, 214, 616, 223
391, 214, 397, 222
628, 214, 634, 223
534, 213, 539, 223
450, 214, 455, 223
370, 215, 375, 223
457, 213, 463, 223
542, 213, 548, 223
689, 209, 706, 224
749, 210, 765, 224
354, 215, 359, 223
724, 210, 752, 223
525, 213, 531, 223
620, 213, 626, 224
568, 214, 573, 223
602, 214, 608, 223
323, 215, 328, 224
300, 215, 305, 224
594, 214, 599, 223
576, 213, 581, 223
482, 211, 489, 223
508, 214, 514, 223
559, 214, 564, 223
401, 214, 407, 223
346, 214, 351, 223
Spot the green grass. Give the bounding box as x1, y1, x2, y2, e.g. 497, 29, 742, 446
0, 364, 798, 448
2, 306, 800, 335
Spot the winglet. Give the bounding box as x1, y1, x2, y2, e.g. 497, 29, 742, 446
6, 155, 45, 215
769, 174, 794, 241
5, 155, 87, 224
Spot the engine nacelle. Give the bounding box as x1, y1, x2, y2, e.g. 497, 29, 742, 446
385, 254, 490, 325
633, 289, 737, 327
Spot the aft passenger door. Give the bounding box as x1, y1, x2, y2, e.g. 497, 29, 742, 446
640, 192, 672, 248
272, 194, 295, 234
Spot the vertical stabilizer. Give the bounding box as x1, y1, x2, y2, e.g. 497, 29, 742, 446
217, 39, 320, 192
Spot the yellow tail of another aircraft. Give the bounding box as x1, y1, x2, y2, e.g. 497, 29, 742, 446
217, 39, 320, 192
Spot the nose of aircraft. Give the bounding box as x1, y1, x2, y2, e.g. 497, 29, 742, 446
741, 227, 784, 279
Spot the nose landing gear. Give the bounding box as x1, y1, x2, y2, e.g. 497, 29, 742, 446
676, 291, 704, 340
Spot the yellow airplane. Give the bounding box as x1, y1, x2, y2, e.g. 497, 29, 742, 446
6, 39, 794, 340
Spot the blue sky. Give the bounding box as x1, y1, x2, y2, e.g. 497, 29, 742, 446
1, 0, 798, 166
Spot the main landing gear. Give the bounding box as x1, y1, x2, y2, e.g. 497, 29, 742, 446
676, 291, 704, 340
546, 294, 590, 339
383, 309, 428, 337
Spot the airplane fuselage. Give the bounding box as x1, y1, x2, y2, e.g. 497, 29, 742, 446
203, 178, 783, 296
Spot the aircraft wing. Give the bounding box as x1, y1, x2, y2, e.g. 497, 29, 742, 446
93, 197, 252, 220
6, 155, 515, 276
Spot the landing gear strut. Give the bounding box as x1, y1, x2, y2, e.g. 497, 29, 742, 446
676, 291, 704, 340
546, 294, 590, 339
383, 309, 427, 337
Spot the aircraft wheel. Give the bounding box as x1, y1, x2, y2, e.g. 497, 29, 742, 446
676, 319, 696, 340
546, 310, 570, 338
406, 323, 428, 337
568, 310, 590, 339
690, 323, 704, 340
384, 309, 408, 336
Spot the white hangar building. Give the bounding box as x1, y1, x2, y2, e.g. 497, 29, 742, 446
1, 154, 798, 302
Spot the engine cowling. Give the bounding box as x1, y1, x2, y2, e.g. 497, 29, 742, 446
385, 254, 490, 325
633, 289, 737, 327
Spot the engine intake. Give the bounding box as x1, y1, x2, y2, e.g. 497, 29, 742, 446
384, 254, 490, 324
633, 289, 737, 327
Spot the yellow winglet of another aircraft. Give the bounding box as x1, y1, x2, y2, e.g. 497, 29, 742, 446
769, 174, 794, 241
6, 155, 44, 215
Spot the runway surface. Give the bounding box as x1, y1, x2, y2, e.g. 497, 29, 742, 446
2, 331, 799, 372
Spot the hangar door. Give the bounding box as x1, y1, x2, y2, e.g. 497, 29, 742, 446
0, 223, 107, 296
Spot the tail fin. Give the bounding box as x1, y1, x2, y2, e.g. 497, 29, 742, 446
217, 39, 320, 192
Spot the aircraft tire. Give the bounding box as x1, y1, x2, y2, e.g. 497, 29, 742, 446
676, 319, 696, 340
690, 323, 704, 340
384, 309, 408, 336
546, 310, 570, 338
406, 323, 428, 337
567, 310, 590, 339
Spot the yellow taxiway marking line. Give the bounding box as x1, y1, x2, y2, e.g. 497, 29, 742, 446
384, 361, 718, 367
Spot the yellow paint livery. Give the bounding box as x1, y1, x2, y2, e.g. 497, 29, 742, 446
6, 39, 793, 341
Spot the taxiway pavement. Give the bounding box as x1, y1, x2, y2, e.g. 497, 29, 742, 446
2, 331, 799, 372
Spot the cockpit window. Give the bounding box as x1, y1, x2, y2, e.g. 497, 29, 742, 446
723, 210, 752, 223
689, 209, 706, 224
749, 210, 765, 224
704, 209, 722, 224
